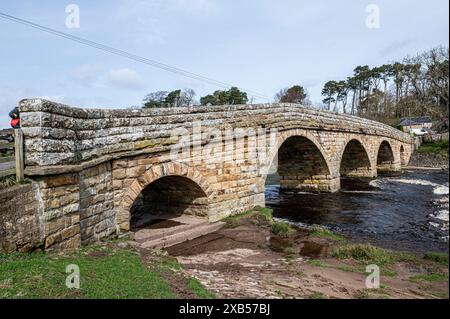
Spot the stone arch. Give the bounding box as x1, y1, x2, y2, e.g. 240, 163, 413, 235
116, 162, 212, 232
339, 139, 375, 178
377, 140, 395, 172
264, 130, 338, 192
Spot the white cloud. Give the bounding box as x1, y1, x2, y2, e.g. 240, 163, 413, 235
70, 64, 104, 87
106, 68, 145, 90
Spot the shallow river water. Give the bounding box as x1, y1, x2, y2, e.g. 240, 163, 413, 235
265, 169, 449, 254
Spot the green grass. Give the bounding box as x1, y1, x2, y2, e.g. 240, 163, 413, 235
307, 258, 365, 274
271, 221, 295, 237
187, 277, 216, 299
417, 139, 449, 156
0, 242, 218, 299
0, 247, 174, 299
309, 226, 347, 243
223, 206, 274, 226
424, 252, 449, 266
333, 244, 416, 265
331, 244, 419, 277
308, 259, 324, 267
257, 206, 274, 222
409, 273, 449, 283
308, 292, 325, 299
333, 244, 395, 265
354, 289, 391, 299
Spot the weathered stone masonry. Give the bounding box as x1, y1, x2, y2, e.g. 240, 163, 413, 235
6, 99, 414, 251
0, 184, 44, 252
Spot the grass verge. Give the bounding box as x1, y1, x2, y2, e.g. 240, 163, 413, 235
187, 277, 216, 299
0, 242, 214, 299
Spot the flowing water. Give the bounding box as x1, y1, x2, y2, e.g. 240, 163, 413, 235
265, 169, 449, 253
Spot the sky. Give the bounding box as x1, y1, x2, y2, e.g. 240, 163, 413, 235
0, 0, 448, 128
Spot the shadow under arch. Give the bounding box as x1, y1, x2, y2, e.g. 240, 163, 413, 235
117, 162, 212, 232
339, 139, 375, 178
264, 134, 337, 192
377, 140, 395, 172
130, 175, 209, 230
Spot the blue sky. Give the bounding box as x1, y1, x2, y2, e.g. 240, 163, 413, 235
0, 0, 448, 128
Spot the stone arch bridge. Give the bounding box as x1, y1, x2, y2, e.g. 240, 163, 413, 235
18, 99, 414, 250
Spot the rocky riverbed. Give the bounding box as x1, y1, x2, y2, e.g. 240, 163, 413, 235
409, 151, 449, 169
166, 209, 449, 299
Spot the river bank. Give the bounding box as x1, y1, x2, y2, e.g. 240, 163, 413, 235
409, 139, 449, 169
167, 208, 449, 299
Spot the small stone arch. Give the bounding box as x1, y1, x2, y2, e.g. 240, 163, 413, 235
116, 162, 212, 232
339, 139, 375, 178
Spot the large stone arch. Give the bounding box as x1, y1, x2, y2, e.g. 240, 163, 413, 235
263, 129, 338, 192
376, 140, 396, 172
339, 139, 376, 178
116, 162, 213, 232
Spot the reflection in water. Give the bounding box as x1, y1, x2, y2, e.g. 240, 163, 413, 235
265, 170, 449, 253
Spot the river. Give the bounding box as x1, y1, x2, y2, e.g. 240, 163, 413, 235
265, 169, 449, 254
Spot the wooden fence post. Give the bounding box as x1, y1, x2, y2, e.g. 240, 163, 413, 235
14, 129, 24, 182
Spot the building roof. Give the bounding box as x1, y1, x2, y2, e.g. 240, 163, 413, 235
399, 116, 432, 126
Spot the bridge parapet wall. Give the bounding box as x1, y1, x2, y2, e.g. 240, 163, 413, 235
19, 99, 412, 174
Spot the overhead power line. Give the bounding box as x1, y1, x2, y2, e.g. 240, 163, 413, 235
0, 11, 271, 101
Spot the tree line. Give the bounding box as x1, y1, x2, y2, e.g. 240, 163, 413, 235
142, 85, 309, 108
141, 46, 448, 127
321, 46, 449, 126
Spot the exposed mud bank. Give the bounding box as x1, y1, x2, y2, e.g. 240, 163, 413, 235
167, 210, 449, 299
